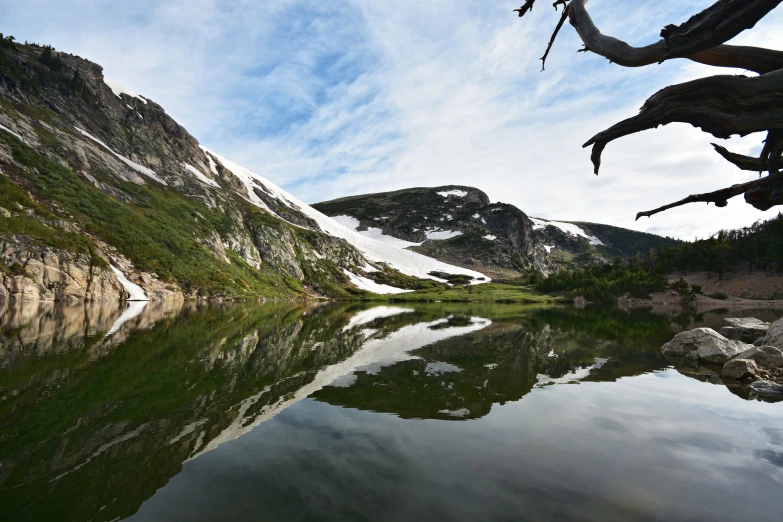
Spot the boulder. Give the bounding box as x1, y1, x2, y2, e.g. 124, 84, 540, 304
732, 345, 783, 369
719, 317, 770, 343
748, 380, 783, 397
661, 328, 749, 365
761, 317, 783, 349
720, 359, 760, 380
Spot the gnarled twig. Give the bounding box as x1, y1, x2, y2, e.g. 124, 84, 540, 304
711, 143, 765, 171
540, 3, 570, 71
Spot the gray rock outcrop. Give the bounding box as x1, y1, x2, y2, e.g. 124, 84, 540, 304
761, 317, 783, 349
661, 328, 749, 365
720, 317, 769, 343
720, 358, 760, 380
732, 345, 783, 369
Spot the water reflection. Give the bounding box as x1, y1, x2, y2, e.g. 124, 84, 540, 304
0, 301, 780, 521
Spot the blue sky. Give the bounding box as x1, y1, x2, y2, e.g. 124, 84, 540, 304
2, 0, 782, 239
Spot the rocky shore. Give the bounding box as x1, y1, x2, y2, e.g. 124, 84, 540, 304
661, 316, 783, 401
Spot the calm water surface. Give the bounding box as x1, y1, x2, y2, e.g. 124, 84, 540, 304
1, 300, 782, 521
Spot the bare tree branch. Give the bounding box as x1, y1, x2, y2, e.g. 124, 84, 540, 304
711, 143, 765, 171
636, 173, 783, 219
566, 0, 783, 74
513, 1, 536, 18
584, 70, 783, 174
660, 0, 782, 61
540, 4, 570, 71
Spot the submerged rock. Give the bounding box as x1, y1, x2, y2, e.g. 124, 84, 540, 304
762, 317, 783, 349
748, 380, 783, 397
661, 328, 749, 365
720, 317, 769, 344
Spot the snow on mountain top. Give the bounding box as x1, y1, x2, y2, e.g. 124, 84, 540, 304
203, 147, 489, 286
437, 190, 468, 198
107, 82, 148, 104
76, 128, 166, 185
530, 217, 605, 246
184, 163, 220, 188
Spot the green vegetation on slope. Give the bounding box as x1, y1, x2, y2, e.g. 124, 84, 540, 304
0, 129, 294, 298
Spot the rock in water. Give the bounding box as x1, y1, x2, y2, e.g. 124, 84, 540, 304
732, 346, 783, 369
661, 328, 749, 365
749, 380, 783, 397
761, 317, 783, 349
720, 317, 770, 343
720, 359, 760, 380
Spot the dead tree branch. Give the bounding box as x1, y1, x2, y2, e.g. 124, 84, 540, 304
660, 0, 782, 61
540, 4, 570, 71
567, 0, 783, 74
584, 70, 783, 175
711, 143, 765, 172
636, 173, 783, 219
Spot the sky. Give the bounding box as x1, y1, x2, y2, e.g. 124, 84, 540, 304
2, 0, 782, 240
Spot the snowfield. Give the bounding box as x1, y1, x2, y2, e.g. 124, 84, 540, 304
184, 163, 220, 188
437, 190, 468, 198
530, 217, 604, 246
203, 147, 490, 291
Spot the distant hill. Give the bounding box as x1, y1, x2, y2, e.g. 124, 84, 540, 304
314, 187, 681, 276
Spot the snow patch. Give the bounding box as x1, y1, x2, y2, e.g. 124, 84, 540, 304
425, 361, 463, 375
332, 215, 361, 230
107, 82, 148, 104
472, 213, 480, 219
531, 218, 605, 246
76, 128, 166, 185
184, 163, 219, 188
437, 190, 468, 198
483, 235, 497, 241
342, 269, 413, 295
110, 265, 149, 301
545, 245, 554, 253
203, 147, 489, 286
0, 123, 25, 143
425, 230, 463, 240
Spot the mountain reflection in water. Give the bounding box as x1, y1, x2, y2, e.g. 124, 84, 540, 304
0, 301, 781, 521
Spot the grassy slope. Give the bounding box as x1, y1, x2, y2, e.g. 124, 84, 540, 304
0, 128, 297, 299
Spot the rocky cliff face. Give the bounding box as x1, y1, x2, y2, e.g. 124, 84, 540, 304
2, 39, 458, 301
314, 186, 682, 275
313, 186, 553, 277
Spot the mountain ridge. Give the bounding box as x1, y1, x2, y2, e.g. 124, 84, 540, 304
0, 38, 486, 301
314, 186, 681, 277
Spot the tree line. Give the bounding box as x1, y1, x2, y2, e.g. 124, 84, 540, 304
532, 213, 783, 302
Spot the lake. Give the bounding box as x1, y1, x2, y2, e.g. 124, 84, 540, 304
1, 300, 782, 521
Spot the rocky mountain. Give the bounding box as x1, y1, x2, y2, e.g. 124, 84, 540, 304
314, 186, 681, 277
0, 38, 486, 301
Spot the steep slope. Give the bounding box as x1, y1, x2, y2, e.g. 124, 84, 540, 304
313, 186, 552, 278
314, 187, 681, 275
0, 38, 487, 300
530, 218, 682, 269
